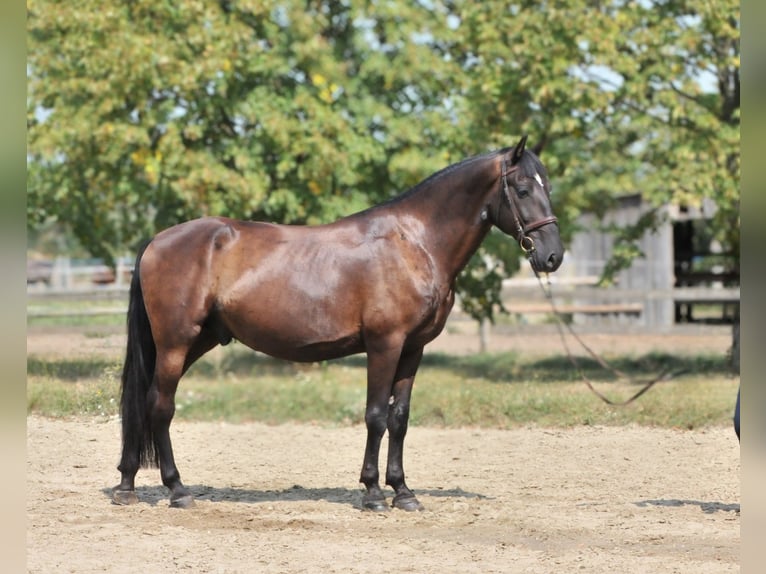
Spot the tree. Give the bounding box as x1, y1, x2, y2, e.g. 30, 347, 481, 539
27, 0, 461, 264
570, 0, 739, 282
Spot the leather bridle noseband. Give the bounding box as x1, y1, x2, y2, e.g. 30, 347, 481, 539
500, 157, 558, 254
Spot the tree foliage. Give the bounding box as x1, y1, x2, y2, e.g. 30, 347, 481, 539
28, 0, 739, 321
27, 0, 462, 261
565, 0, 740, 281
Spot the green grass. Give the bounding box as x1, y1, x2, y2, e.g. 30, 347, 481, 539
27, 360, 121, 418
26, 344, 739, 430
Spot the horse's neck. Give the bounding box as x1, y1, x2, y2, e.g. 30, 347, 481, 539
392, 157, 498, 282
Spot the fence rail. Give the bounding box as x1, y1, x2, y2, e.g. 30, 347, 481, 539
27, 256, 134, 290
500, 277, 738, 322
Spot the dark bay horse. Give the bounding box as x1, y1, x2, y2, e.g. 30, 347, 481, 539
113, 135, 564, 511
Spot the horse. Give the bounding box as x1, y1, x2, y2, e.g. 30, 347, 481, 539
112, 135, 564, 511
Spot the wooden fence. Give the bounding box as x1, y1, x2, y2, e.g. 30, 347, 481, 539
498, 275, 739, 326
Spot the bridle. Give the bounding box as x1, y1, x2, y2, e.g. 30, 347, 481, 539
500, 157, 558, 254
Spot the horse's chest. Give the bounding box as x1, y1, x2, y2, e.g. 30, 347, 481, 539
411, 288, 455, 345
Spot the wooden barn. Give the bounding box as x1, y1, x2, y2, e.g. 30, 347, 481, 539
505, 194, 739, 329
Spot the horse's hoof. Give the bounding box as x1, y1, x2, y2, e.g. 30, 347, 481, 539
112, 489, 139, 506
169, 494, 195, 509
362, 496, 390, 512
393, 495, 424, 512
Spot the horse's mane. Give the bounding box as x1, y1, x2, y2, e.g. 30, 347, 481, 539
359, 145, 546, 214
379, 149, 504, 207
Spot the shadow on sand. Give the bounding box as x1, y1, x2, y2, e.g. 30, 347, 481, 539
102, 484, 489, 510
634, 498, 739, 514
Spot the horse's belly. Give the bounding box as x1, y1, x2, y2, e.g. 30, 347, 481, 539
230, 324, 364, 363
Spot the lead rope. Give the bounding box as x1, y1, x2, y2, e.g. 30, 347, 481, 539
533, 271, 682, 406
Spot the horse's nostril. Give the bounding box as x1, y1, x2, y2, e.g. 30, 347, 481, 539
546, 253, 558, 269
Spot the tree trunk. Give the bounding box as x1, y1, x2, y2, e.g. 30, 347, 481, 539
479, 318, 491, 354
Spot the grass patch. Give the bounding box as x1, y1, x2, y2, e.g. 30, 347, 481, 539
27, 356, 119, 381
26, 345, 739, 430
27, 367, 121, 419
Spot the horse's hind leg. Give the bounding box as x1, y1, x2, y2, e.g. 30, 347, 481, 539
149, 347, 195, 508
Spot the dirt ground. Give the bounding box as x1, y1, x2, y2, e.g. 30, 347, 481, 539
27, 324, 740, 573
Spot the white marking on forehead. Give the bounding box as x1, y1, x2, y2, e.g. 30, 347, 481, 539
534, 172, 543, 187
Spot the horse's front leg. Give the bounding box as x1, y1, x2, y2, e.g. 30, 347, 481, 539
386, 346, 424, 511
359, 338, 404, 511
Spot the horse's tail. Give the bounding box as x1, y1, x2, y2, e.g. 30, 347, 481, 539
119, 241, 158, 469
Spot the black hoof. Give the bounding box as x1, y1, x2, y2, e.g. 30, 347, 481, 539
112, 488, 138, 506
169, 493, 195, 509
393, 494, 424, 512
362, 494, 390, 512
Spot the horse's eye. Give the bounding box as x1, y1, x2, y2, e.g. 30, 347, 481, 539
516, 187, 529, 198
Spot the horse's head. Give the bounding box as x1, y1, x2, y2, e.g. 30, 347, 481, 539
490, 135, 564, 273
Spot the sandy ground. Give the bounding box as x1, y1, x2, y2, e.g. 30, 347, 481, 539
27, 324, 740, 573
27, 418, 739, 574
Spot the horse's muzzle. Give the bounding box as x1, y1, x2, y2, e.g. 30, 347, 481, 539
528, 244, 564, 274
544, 250, 562, 271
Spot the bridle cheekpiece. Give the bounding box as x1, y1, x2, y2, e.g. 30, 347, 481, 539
500, 157, 558, 255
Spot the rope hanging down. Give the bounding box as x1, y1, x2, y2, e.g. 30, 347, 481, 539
533, 273, 684, 406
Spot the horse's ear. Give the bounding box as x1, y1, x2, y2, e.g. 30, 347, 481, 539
532, 140, 545, 156
511, 134, 528, 164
